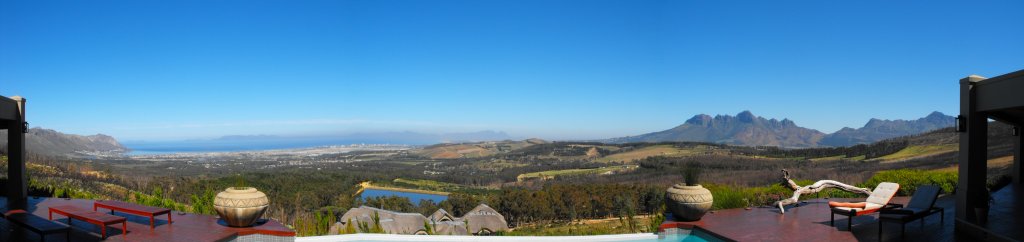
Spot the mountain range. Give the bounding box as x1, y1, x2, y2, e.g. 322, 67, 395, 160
607, 111, 954, 147
0, 128, 129, 156
818, 112, 955, 147
1, 112, 954, 157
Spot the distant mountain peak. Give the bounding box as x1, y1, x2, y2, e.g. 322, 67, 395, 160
865, 118, 885, 127
927, 111, 946, 117
736, 110, 756, 123
780, 118, 795, 126
685, 114, 713, 125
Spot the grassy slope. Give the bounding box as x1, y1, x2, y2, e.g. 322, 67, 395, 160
516, 165, 637, 181
874, 144, 957, 162
392, 178, 496, 193
594, 145, 696, 163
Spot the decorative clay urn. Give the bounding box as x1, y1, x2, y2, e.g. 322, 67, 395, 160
665, 183, 713, 221
214, 187, 270, 227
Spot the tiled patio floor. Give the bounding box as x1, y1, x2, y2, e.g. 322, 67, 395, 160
663, 184, 1022, 242
0, 196, 294, 242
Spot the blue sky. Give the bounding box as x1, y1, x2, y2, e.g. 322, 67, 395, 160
2, 0, 1022, 141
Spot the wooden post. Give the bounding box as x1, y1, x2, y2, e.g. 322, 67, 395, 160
1014, 125, 1022, 188
957, 76, 987, 223
5, 96, 27, 210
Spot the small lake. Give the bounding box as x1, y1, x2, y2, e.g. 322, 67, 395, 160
359, 188, 448, 203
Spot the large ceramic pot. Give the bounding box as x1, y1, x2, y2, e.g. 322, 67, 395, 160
665, 183, 713, 221
214, 187, 269, 227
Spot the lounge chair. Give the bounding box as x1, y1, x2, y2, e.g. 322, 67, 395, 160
878, 185, 944, 241
830, 182, 900, 231
2, 209, 72, 242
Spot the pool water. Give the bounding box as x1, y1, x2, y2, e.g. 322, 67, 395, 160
296, 228, 729, 242
359, 188, 448, 203
624, 229, 723, 242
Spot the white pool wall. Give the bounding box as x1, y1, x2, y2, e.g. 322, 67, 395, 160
296, 233, 659, 242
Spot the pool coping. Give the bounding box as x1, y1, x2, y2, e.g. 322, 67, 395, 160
295, 233, 659, 242
659, 220, 736, 242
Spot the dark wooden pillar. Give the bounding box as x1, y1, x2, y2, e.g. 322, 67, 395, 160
5, 96, 27, 210
1014, 125, 1022, 188
957, 76, 987, 223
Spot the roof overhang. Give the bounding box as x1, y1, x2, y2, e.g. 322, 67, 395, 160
0, 96, 19, 121
970, 69, 1024, 125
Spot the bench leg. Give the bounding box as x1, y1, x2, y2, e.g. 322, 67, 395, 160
830, 212, 834, 226
102, 224, 107, 239
878, 220, 883, 241
941, 209, 944, 224
169, 212, 173, 225
151, 216, 155, 229
123, 221, 128, 237
901, 223, 905, 240
848, 215, 853, 231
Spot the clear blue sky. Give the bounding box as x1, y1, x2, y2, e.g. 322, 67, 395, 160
2, 0, 1022, 141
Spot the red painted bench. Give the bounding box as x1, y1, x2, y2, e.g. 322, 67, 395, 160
94, 200, 172, 229
49, 205, 127, 239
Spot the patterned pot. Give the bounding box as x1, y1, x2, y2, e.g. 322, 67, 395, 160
665, 183, 713, 221
214, 187, 269, 227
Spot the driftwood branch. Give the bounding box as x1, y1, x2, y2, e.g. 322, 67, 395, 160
774, 169, 872, 213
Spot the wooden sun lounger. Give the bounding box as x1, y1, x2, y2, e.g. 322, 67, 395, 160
94, 200, 173, 229
878, 185, 945, 241
2, 209, 71, 242
49, 205, 127, 239
830, 182, 901, 231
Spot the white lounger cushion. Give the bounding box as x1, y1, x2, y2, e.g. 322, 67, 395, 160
866, 182, 900, 206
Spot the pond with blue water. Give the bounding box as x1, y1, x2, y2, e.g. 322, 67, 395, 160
358, 188, 448, 203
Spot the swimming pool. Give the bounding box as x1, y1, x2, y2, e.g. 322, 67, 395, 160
296, 228, 727, 242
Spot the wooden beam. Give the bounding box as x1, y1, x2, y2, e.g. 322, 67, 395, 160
974, 69, 1024, 112
0, 96, 17, 121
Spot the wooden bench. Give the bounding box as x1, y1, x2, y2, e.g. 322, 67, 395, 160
49, 205, 127, 239
2, 210, 71, 242
94, 200, 172, 229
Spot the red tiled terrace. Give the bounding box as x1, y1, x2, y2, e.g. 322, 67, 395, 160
0, 196, 295, 242
662, 183, 1022, 242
